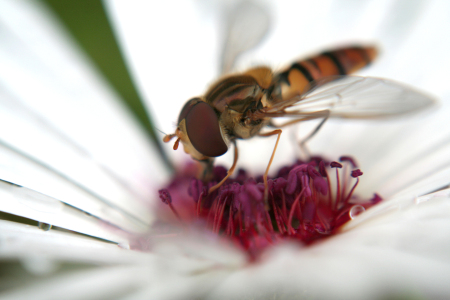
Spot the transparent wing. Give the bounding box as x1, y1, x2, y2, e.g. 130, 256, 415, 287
265, 76, 436, 119
220, 0, 271, 74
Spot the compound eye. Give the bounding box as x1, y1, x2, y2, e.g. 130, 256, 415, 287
185, 102, 228, 157
178, 98, 202, 124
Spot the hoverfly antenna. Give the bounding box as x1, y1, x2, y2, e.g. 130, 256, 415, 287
163, 133, 176, 143
155, 127, 168, 135
158, 127, 177, 143
173, 137, 181, 150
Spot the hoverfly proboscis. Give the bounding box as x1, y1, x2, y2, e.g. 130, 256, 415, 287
163, 45, 435, 203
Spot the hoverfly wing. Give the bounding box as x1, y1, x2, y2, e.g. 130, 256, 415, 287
220, 0, 271, 74
265, 76, 436, 119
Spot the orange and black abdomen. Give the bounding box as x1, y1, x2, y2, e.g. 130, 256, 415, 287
272, 46, 377, 100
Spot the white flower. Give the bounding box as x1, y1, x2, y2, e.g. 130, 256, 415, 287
1, 0, 450, 299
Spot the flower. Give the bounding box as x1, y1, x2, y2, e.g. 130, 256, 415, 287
158, 157, 381, 261
1, 0, 450, 299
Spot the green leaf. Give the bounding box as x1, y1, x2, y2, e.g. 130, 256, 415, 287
41, 0, 171, 167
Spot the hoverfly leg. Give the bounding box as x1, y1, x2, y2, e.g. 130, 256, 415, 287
208, 141, 239, 194
299, 110, 330, 158
198, 158, 215, 181
258, 129, 282, 207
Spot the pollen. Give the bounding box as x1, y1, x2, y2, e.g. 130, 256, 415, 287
158, 157, 382, 259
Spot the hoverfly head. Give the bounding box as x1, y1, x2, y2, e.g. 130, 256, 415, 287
165, 98, 228, 159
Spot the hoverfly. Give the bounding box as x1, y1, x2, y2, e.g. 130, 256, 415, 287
163, 45, 434, 197
162, 2, 434, 199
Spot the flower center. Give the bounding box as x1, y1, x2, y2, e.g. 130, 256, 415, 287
158, 157, 381, 259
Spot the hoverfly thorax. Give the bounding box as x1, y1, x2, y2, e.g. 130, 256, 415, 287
205, 67, 273, 140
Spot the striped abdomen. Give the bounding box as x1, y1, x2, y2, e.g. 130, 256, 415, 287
272, 46, 377, 101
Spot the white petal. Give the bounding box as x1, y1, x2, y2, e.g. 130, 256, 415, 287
0, 221, 155, 299
0, 220, 158, 299
207, 188, 450, 299
0, 181, 140, 243
0, 265, 153, 300
0, 144, 148, 235
3, 189, 450, 299
0, 0, 168, 229
0, 220, 244, 300
0, 220, 149, 263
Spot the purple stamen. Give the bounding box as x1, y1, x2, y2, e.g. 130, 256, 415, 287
308, 165, 328, 195
158, 189, 182, 221
330, 161, 343, 168
158, 156, 382, 260
318, 160, 327, 177
351, 169, 363, 178
159, 189, 172, 204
